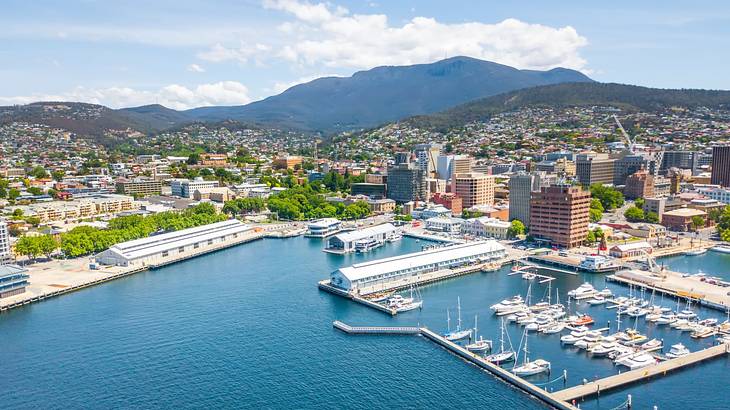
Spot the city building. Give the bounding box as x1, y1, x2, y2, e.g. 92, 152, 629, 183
450, 155, 473, 182
386, 160, 427, 204
711, 145, 730, 187
170, 178, 220, 199
609, 242, 653, 259
508, 173, 536, 226
367, 198, 396, 214
436, 154, 453, 180
661, 151, 699, 173
414, 143, 441, 178
624, 169, 654, 199
328, 241, 506, 293
325, 223, 400, 254
454, 173, 494, 208
115, 178, 162, 197
425, 216, 463, 233
305, 218, 342, 238
461, 217, 511, 239
614, 155, 650, 186
273, 155, 303, 170
10, 194, 136, 223
698, 186, 730, 204
351, 183, 386, 198
365, 174, 387, 185
467, 204, 510, 221
0, 221, 11, 263
661, 208, 708, 231
431, 192, 463, 215
535, 158, 576, 176
199, 153, 228, 167
529, 185, 591, 248
0, 264, 30, 299
426, 178, 447, 196
576, 153, 615, 186
95, 220, 252, 267
192, 187, 236, 203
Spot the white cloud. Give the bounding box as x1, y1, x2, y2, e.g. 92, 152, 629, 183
0, 81, 252, 110
187, 63, 206, 73
255, 0, 589, 71
197, 42, 271, 64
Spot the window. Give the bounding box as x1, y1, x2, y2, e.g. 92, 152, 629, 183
162, 251, 169, 257
194, 243, 200, 249
208, 239, 214, 245
179, 247, 185, 253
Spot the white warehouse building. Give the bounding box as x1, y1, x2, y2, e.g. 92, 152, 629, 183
325, 223, 400, 253
95, 220, 252, 267
329, 241, 506, 292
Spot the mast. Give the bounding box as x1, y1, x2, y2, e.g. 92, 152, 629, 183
499, 318, 506, 352
457, 297, 462, 331
474, 314, 478, 341
447, 308, 451, 332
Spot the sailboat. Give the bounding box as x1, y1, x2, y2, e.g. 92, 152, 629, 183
395, 285, 423, 312
512, 328, 551, 376
444, 297, 472, 341
465, 315, 492, 352
486, 318, 516, 364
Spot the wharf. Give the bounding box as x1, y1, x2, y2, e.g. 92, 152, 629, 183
318, 281, 397, 315
528, 254, 620, 274
1, 226, 278, 313
332, 321, 420, 334
607, 269, 730, 312
333, 321, 577, 410
553, 343, 730, 401
402, 230, 464, 244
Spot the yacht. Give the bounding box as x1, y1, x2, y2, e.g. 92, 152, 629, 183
575, 332, 602, 350
512, 330, 551, 376
444, 298, 472, 342
666, 343, 690, 358
541, 322, 565, 334
684, 248, 707, 256
599, 288, 613, 298
396, 300, 423, 312
711, 245, 730, 254
490, 295, 524, 312
655, 314, 677, 325
486, 318, 516, 364
567, 283, 597, 300
641, 339, 663, 351
561, 330, 586, 345
616, 352, 657, 370
677, 309, 697, 320
465, 315, 492, 353
589, 341, 619, 357
587, 295, 607, 306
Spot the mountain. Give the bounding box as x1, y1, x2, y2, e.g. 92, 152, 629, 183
404, 82, 730, 131
184, 56, 594, 132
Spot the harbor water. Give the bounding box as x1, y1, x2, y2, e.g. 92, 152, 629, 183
1, 237, 729, 409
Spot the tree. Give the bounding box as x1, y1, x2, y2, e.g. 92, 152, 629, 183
691, 215, 705, 231
15, 236, 42, 260
27, 186, 43, 196
645, 211, 659, 224
8, 188, 20, 201
634, 198, 645, 209
38, 235, 58, 258
590, 184, 624, 210
29, 166, 48, 179
186, 153, 200, 165
624, 206, 645, 222
507, 220, 526, 238
589, 208, 603, 223
585, 230, 596, 244
51, 170, 65, 181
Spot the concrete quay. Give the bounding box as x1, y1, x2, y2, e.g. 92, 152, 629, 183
0, 224, 288, 313
553, 343, 730, 401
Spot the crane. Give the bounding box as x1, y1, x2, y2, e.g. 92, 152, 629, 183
612, 114, 635, 153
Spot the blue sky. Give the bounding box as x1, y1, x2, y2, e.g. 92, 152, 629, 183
2, 0, 729, 109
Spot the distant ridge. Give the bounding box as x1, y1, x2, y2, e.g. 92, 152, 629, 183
403, 82, 730, 131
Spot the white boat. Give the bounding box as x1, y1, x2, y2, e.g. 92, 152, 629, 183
522, 272, 537, 280
684, 248, 707, 256
486, 318, 516, 364
641, 338, 663, 350
512, 330, 550, 376
490, 295, 524, 312
677, 309, 697, 320
655, 314, 677, 325
561, 330, 585, 345
541, 322, 565, 334
465, 315, 492, 353
616, 352, 657, 370
666, 343, 690, 358
670, 318, 689, 329
711, 245, 730, 254
589, 341, 619, 357
444, 298, 473, 341
567, 283, 597, 299
599, 288, 613, 298
396, 300, 423, 312
587, 295, 607, 305
525, 322, 539, 332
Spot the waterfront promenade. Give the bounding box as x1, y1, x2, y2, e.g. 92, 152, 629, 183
0, 223, 297, 312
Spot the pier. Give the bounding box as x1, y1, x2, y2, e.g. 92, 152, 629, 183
527, 254, 620, 274
318, 281, 398, 315
554, 343, 730, 401
332, 321, 420, 334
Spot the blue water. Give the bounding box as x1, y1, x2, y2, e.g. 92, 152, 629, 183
1, 238, 729, 409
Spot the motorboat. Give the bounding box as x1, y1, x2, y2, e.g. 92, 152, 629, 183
641, 339, 663, 351
587, 295, 607, 305
561, 330, 586, 345
396, 300, 423, 312
599, 288, 613, 298
525, 322, 539, 332
490, 295, 524, 312
369, 291, 394, 303
677, 309, 697, 320
617, 329, 647, 345
568, 283, 597, 300
698, 318, 718, 327
496, 305, 528, 317
529, 302, 551, 312
616, 352, 657, 370
711, 245, 730, 254
541, 322, 565, 334
517, 314, 537, 325
684, 248, 707, 256
655, 314, 677, 325
670, 319, 689, 329
575, 332, 602, 350
589, 341, 619, 357
666, 343, 690, 358
522, 272, 537, 281
691, 326, 717, 339
609, 345, 636, 360
570, 314, 595, 327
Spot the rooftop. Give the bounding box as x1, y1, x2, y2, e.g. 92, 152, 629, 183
332, 223, 397, 243
663, 208, 707, 217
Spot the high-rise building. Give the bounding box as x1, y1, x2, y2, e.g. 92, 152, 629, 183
0, 221, 12, 264
576, 153, 616, 186
386, 162, 427, 203
661, 151, 697, 172
170, 178, 220, 198
454, 173, 494, 209
436, 155, 453, 180
451, 155, 473, 179
115, 178, 162, 197
624, 169, 654, 199
508, 172, 554, 227
614, 155, 650, 186
414, 143, 441, 178
529, 185, 591, 249
711, 146, 730, 188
